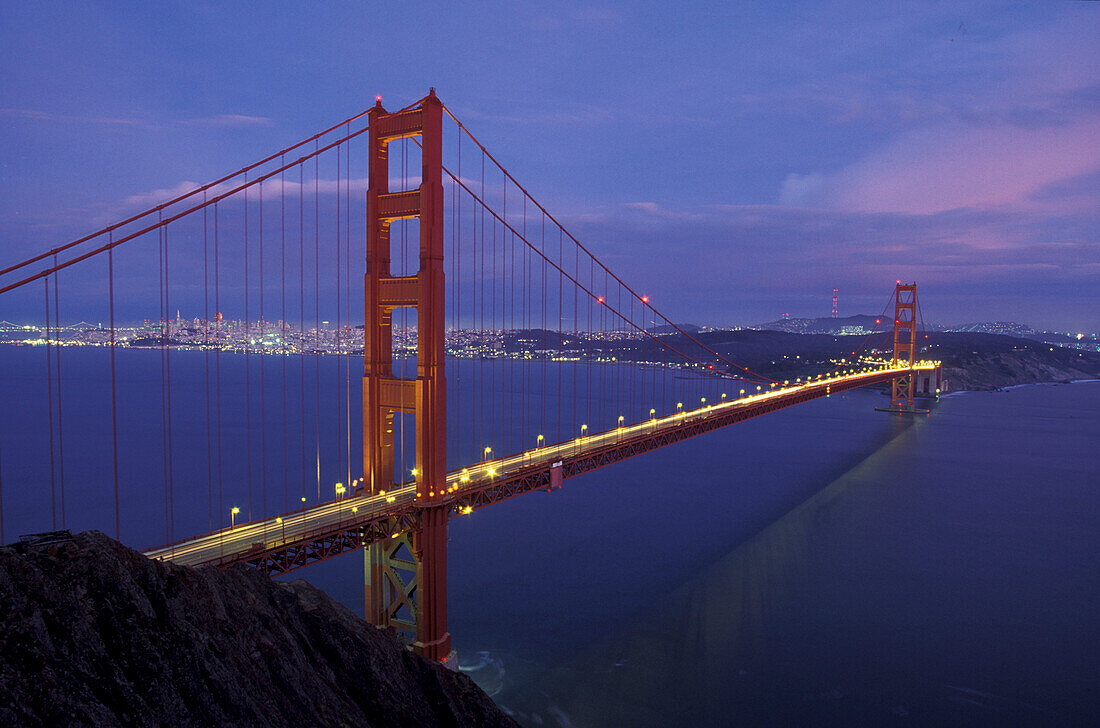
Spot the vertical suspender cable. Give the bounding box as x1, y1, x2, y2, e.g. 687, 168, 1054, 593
259, 180, 267, 523
344, 131, 352, 487
52, 259, 65, 528
299, 162, 307, 505
314, 142, 321, 502
44, 278, 56, 529
108, 238, 120, 539
281, 157, 289, 516
165, 224, 175, 542
215, 203, 224, 544
244, 177, 253, 522
204, 196, 213, 531
159, 214, 170, 542
335, 144, 343, 492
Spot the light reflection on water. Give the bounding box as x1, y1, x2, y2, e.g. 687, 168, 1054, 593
457, 383, 1100, 726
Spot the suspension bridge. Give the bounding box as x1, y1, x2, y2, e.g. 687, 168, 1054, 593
0, 91, 939, 663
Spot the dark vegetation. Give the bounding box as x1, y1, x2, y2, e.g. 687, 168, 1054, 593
0, 531, 518, 728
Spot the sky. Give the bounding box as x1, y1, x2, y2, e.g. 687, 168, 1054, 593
0, 1, 1097, 331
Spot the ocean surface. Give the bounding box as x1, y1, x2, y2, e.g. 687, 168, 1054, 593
0, 346, 1097, 726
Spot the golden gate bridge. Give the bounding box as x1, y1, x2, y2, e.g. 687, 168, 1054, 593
0, 91, 939, 663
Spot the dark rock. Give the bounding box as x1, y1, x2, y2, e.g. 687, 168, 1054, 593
0, 531, 518, 728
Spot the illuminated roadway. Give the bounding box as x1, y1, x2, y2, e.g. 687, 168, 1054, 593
145, 362, 938, 573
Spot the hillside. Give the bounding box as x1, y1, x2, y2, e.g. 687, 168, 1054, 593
569, 328, 1100, 392
0, 531, 518, 728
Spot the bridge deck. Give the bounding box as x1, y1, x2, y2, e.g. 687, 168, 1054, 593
145, 364, 935, 575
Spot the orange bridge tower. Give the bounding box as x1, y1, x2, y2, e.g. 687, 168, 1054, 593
363, 91, 452, 662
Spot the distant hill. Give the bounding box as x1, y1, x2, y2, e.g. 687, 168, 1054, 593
947, 321, 1036, 337
754, 314, 896, 335
648, 323, 700, 335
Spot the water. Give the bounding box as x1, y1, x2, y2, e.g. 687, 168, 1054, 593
1, 346, 1097, 725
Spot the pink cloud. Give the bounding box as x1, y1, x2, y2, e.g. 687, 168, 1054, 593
824, 116, 1100, 215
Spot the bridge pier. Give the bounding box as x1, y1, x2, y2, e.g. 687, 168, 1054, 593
363, 91, 452, 661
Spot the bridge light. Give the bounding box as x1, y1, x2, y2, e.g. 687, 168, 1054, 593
641, 295, 649, 303
484, 446, 492, 459
581, 424, 588, 436
537, 434, 544, 447
487, 468, 497, 477
649, 408, 656, 418
301, 496, 307, 503
352, 507, 358, 514
596, 296, 604, 303
721, 393, 727, 399
230, 506, 240, 527
740, 389, 745, 396
410, 468, 418, 477
276, 517, 283, 524
375, 94, 382, 103
335, 482, 345, 498
618, 415, 624, 427
461, 505, 473, 515
676, 402, 682, 412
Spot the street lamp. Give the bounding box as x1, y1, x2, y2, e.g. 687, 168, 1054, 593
537, 434, 544, 448
701, 397, 706, 406
484, 445, 492, 460
676, 402, 683, 415
230, 506, 240, 528
740, 389, 745, 397
335, 482, 346, 499
580, 424, 588, 437
649, 408, 656, 419
617, 415, 624, 428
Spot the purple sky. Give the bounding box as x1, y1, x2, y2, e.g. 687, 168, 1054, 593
1, 1, 1097, 330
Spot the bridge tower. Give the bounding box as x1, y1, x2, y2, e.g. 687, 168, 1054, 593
890, 282, 918, 410
363, 91, 452, 662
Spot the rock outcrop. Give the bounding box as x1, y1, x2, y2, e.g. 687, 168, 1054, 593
0, 531, 518, 728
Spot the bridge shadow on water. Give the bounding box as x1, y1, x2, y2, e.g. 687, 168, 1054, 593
480, 407, 922, 726
474, 384, 1100, 727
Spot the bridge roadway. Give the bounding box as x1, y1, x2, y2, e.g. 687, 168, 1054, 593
145, 363, 935, 575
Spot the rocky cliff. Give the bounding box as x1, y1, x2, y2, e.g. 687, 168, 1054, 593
0, 531, 518, 728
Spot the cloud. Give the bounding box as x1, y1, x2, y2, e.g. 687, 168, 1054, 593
0, 108, 148, 127
778, 173, 826, 207
822, 115, 1100, 215
180, 114, 273, 128
1, 108, 275, 130
621, 202, 703, 221
115, 177, 373, 213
